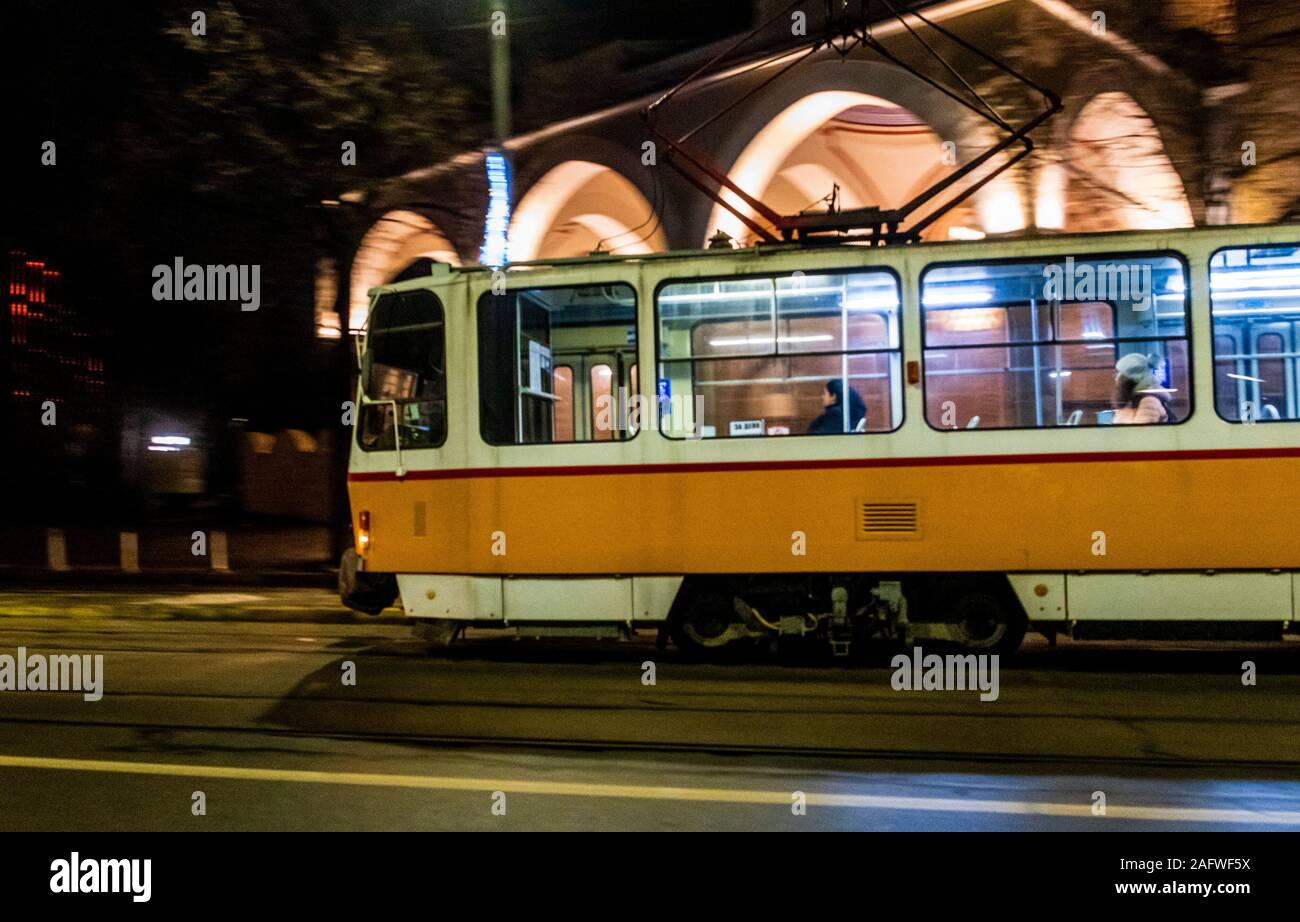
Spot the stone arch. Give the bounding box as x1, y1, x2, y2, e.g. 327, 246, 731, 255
507, 157, 668, 261
348, 209, 460, 332
1062, 91, 1194, 231
1048, 59, 1199, 229
685, 58, 1016, 244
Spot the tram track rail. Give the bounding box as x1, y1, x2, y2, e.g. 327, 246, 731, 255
1, 710, 1298, 774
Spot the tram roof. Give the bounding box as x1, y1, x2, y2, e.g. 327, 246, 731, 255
367, 221, 1300, 299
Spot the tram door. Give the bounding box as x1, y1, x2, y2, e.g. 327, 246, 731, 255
551, 351, 638, 441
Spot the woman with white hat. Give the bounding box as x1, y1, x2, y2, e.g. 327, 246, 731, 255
1112, 353, 1171, 424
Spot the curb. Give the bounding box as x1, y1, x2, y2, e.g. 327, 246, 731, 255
0, 560, 412, 622
0, 588, 406, 625
0, 568, 337, 590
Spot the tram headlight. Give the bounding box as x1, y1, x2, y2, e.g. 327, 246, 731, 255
357, 510, 371, 557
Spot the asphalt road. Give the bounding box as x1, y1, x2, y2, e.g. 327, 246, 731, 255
0, 590, 1298, 831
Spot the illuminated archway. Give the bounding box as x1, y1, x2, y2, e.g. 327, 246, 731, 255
705, 91, 1010, 244
509, 160, 668, 261
347, 210, 460, 332
1065, 92, 1192, 231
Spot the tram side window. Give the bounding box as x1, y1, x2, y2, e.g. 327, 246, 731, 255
477, 283, 639, 445
655, 269, 903, 439
920, 254, 1190, 430
358, 289, 447, 452
1210, 245, 1300, 423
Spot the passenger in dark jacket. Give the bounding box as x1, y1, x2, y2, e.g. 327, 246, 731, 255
807, 378, 866, 434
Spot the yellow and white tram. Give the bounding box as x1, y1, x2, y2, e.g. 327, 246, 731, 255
342, 222, 1300, 655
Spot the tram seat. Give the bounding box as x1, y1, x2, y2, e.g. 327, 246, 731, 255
1096, 410, 1115, 425
1064, 410, 1083, 426
1263, 404, 1281, 420
966, 416, 981, 429
854, 417, 867, 433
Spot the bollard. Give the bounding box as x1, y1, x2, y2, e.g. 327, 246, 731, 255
120, 531, 140, 573
46, 528, 70, 572
210, 531, 230, 571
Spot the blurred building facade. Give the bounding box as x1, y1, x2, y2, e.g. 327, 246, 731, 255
2, 249, 110, 520
3, 251, 105, 407
2, 248, 337, 527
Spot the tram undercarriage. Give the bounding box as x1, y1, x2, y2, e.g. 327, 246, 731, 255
340, 553, 1030, 657
662, 574, 1026, 659
342, 555, 1300, 657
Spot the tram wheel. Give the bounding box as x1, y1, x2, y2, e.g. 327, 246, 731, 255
952, 591, 1025, 655
669, 591, 753, 660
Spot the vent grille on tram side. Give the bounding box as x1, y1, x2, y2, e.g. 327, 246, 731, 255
857, 501, 921, 540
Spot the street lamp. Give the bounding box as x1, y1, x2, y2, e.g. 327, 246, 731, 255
480, 1, 513, 269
